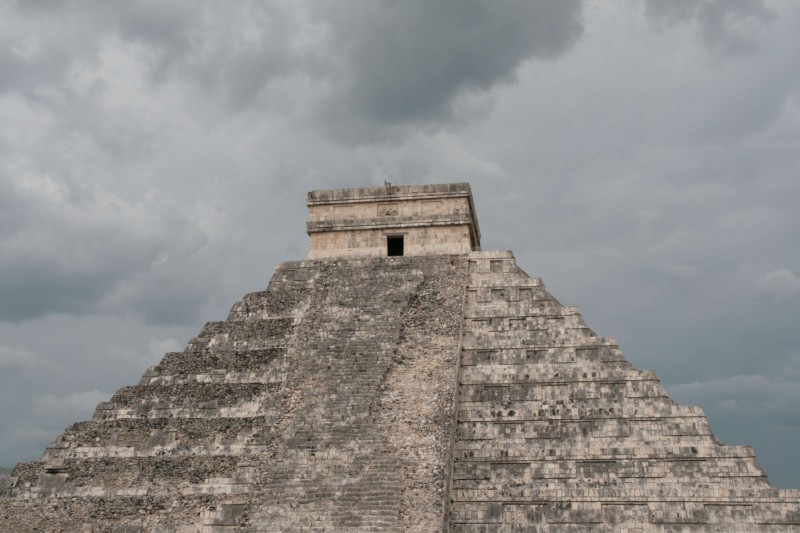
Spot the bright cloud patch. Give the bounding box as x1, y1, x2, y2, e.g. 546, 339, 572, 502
756, 268, 800, 301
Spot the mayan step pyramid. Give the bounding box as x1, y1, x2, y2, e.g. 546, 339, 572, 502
1, 183, 799, 532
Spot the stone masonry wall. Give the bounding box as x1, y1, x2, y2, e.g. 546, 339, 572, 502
306, 183, 479, 259
446, 251, 800, 532
308, 224, 474, 259
1, 258, 324, 532
0, 255, 467, 532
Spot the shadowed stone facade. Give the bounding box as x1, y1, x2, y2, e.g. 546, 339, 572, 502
1, 183, 799, 532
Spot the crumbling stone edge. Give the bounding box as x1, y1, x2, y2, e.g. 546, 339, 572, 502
441, 264, 470, 532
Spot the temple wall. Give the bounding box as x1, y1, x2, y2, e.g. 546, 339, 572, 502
306, 183, 479, 258
308, 195, 472, 223
308, 224, 473, 259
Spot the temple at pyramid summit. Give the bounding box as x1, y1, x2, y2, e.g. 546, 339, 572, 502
2, 182, 799, 531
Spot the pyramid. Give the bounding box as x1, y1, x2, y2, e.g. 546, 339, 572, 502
1, 183, 798, 532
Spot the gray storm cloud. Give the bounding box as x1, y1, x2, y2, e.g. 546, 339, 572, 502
309, 0, 584, 138
0, 0, 586, 322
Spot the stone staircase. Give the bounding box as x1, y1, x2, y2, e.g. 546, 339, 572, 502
1, 256, 468, 532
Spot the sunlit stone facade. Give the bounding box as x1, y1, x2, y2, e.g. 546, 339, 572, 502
306, 182, 480, 258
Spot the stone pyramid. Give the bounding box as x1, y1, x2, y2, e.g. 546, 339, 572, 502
1, 183, 798, 532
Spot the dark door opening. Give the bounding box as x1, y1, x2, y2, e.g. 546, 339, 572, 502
387, 235, 404, 256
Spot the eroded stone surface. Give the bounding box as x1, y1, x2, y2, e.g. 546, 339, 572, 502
446, 251, 800, 532
372, 256, 468, 532
307, 183, 480, 259
0, 256, 467, 532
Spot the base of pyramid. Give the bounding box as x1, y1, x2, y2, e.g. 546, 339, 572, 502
2, 252, 798, 531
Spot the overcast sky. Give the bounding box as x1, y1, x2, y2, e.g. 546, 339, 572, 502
1, 0, 799, 488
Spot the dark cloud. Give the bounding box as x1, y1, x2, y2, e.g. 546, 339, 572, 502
113, 1, 197, 47
2, 1, 584, 134
0, 0, 588, 323
114, 2, 299, 109
311, 0, 584, 139
1, 2, 296, 113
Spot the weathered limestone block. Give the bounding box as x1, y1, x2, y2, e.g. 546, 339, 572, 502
1, 255, 470, 532
152, 347, 285, 375
306, 183, 480, 259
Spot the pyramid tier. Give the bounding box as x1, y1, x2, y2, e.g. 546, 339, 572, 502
151, 347, 286, 376
447, 251, 800, 531
3, 256, 468, 532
